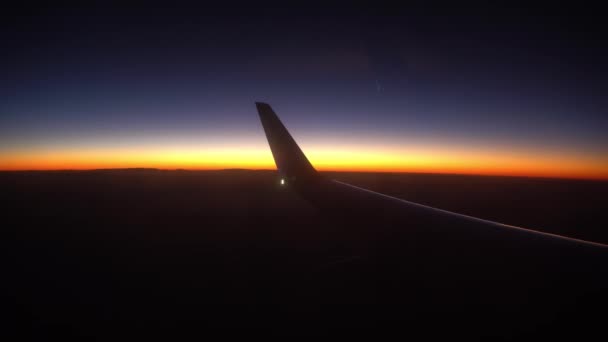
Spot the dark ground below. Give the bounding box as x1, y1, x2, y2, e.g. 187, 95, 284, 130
2, 170, 607, 338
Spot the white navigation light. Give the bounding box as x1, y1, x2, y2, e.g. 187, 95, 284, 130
280, 178, 285, 186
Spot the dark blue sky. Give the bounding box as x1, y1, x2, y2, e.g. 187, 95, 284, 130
1, 4, 607, 177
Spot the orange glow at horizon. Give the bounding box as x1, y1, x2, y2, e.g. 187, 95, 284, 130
2, 144, 608, 180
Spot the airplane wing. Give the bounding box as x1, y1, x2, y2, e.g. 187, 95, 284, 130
255, 101, 607, 336
256, 101, 605, 250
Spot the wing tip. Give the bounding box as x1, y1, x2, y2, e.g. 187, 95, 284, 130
254, 101, 319, 182
255, 101, 271, 110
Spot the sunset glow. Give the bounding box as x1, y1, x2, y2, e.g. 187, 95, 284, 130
2, 142, 607, 180
2, 4, 606, 181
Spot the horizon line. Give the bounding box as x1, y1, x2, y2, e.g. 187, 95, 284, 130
1, 167, 607, 182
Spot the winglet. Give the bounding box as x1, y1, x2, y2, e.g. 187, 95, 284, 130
256, 102, 319, 185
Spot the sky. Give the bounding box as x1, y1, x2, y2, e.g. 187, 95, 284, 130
1, 4, 607, 179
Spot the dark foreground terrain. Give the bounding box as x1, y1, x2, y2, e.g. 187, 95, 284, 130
2, 170, 607, 338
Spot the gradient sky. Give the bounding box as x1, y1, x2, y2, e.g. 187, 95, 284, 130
2, 4, 607, 179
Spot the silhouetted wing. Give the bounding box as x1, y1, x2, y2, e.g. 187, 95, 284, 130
255, 101, 607, 335
255, 101, 606, 251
